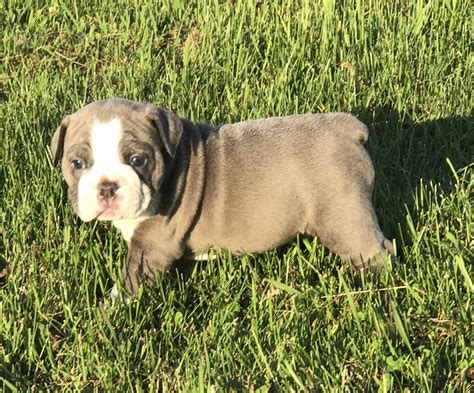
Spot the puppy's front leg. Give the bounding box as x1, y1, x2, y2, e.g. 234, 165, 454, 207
110, 235, 184, 304
124, 240, 169, 294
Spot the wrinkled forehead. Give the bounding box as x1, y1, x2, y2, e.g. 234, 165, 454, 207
64, 100, 156, 149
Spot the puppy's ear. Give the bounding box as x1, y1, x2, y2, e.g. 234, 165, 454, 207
148, 107, 183, 158
51, 116, 71, 164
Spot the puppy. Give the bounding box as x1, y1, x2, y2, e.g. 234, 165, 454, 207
51, 99, 393, 301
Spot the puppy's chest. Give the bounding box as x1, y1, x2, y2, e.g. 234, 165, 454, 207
112, 217, 149, 242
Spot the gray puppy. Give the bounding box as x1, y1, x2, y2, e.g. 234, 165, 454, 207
51, 99, 393, 300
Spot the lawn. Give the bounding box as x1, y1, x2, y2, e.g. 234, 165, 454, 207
1, 0, 473, 390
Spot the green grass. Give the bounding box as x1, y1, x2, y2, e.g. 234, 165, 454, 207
1, 0, 473, 390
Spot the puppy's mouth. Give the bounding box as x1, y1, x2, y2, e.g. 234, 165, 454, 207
93, 198, 150, 221
96, 208, 120, 220
95, 201, 128, 221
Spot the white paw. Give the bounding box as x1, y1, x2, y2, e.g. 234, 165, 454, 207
110, 284, 131, 304
99, 284, 131, 309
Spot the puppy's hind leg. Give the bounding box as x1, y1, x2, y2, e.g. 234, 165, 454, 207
308, 196, 393, 274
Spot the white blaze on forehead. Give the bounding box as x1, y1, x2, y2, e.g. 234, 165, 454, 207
91, 118, 123, 168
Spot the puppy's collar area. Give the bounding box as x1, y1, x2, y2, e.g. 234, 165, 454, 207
113, 215, 152, 242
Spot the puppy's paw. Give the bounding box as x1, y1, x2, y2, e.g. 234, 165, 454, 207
351, 239, 395, 276
110, 284, 132, 304
365, 250, 394, 276
99, 284, 132, 309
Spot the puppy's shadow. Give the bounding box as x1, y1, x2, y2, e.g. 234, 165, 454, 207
353, 105, 473, 242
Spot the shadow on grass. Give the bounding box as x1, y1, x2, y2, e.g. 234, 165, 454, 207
353, 106, 473, 241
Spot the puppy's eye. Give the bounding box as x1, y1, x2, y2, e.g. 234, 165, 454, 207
71, 159, 85, 170
129, 155, 146, 168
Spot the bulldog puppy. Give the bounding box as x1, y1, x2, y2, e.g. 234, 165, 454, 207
51, 99, 393, 302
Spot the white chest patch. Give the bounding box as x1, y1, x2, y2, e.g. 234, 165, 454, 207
112, 217, 150, 242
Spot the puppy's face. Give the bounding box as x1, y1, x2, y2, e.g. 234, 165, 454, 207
51, 99, 183, 222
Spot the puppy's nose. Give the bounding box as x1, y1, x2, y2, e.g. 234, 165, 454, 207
98, 181, 119, 201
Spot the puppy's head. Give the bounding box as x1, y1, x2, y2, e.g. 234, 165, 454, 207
51, 99, 183, 222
